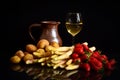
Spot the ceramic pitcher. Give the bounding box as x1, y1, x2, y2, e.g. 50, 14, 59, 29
29, 21, 62, 46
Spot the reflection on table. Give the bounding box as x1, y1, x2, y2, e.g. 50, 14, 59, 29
10, 63, 115, 80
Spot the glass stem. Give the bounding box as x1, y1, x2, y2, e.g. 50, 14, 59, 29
72, 36, 75, 45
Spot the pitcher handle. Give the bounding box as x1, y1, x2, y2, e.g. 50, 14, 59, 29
29, 24, 41, 41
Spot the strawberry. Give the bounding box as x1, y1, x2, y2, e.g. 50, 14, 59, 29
105, 62, 113, 70
71, 53, 79, 59
75, 43, 82, 48
99, 54, 108, 63
80, 63, 91, 71
91, 51, 101, 58
89, 57, 103, 71
80, 54, 88, 62
74, 47, 84, 55
105, 59, 116, 70
87, 49, 93, 53
73, 57, 81, 64
82, 44, 89, 51
101, 54, 108, 61
74, 43, 85, 55
109, 59, 116, 65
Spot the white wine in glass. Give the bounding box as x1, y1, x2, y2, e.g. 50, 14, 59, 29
65, 12, 83, 45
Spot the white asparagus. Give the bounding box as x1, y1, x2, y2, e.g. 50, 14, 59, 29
45, 45, 72, 52
25, 60, 34, 64
66, 59, 73, 65
38, 57, 46, 63
82, 42, 88, 45
89, 46, 96, 52
54, 51, 68, 55
38, 57, 50, 63
65, 64, 79, 70
51, 54, 59, 59
47, 63, 52, 67
25, 59, 38, 64
55, 46, 74, 52
54, 49, 73, 60
59, 64, 66, 68
45, 57, 50, 60
33, 52, 44, 58
41, 62, 45, 66
53, 60, 66, 69
51, 59, 66, 64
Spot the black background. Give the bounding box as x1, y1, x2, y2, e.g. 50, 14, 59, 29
4, 0, 120, 80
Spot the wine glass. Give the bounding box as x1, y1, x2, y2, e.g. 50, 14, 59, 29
65, 12, 83, 45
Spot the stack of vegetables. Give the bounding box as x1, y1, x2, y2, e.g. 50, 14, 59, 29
10, 39, 116, 71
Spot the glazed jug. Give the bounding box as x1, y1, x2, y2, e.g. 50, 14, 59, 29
29, 21, 62, 46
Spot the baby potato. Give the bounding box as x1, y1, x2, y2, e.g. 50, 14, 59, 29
15, 50, 25, 58
26, 44, 37, 53
37, 39, 49, 49
37, 48, 45, 53
23, 53, 34, 62
50, 41, 60, 48
24, 51, 30, 55
33, 49, 45, 58
45, 45, 54, 52
10, 55, 21, 64
44, 51, 52, 57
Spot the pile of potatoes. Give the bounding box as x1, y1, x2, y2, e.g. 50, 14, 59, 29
10, 39, 79, 70
10, 39, 59, 64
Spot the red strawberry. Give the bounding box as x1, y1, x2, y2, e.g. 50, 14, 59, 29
82, 44, 89, 51
91, 51, 101, 58
73, 57, 81, 64
80, 54, 88, 62
89, 57, 103, 71
101, 54, 108, 61
105, 59, 116, 70
99, 54, 108, 63
87, 49, 93, 53
80, 63, 91, 71
105, 62, 113, 70
71, 53, 79, 59
109, 59, 116, 65
74, 43, 84, 55
74, 47, 84, 55
75, 43, 82, 48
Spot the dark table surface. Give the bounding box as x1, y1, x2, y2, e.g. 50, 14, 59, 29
2, 59, 120, 80
4, 62, 120, 80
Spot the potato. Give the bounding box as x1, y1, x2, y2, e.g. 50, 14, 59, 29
50, 41, 59, 48
44, 51, 52, 57
26, 44, 37, 53
37, 48, 45, 53
10, 55, 21, 64
15, 50, 25, 58
24, 51, 30, 55
23, 53, 34, 62
37, 39, 49, 49
33, 49, 45, 58
45, 45, 54, 52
